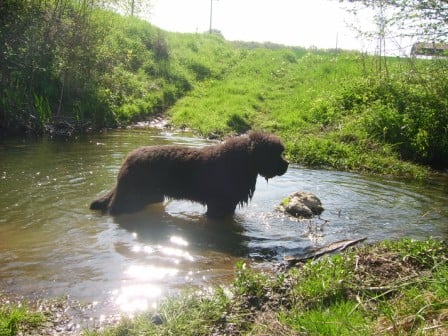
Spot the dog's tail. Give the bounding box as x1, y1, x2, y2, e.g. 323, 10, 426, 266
90, 189, 114, 213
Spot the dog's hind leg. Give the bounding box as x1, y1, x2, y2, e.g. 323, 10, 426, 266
108, 182, 164, 215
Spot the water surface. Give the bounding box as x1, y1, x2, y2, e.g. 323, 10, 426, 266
1, 128, 447, 318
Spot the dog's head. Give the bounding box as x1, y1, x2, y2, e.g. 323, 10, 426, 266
249, 131, 289, 180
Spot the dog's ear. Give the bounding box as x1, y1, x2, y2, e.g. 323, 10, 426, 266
247, 131, 261, 155
248, 130, 267, 150
248, 130, 263, 142
248, 131, 283, 152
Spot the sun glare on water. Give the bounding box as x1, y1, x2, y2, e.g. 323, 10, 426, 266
113, 235, 194, 313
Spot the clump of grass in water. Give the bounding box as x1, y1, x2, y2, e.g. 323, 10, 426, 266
0, 300, 44, 336
33, 94, 52, 131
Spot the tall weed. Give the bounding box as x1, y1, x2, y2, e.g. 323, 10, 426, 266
33, 94, 52, 130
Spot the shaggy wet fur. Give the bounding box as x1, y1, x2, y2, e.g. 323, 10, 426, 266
90, 131, 288, 217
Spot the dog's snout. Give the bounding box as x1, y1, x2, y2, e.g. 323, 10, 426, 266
278, 158, 289, 175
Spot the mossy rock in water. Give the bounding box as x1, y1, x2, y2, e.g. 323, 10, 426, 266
279, 191, 324, 218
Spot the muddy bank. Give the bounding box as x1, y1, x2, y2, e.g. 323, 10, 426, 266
0, 292, 121, 335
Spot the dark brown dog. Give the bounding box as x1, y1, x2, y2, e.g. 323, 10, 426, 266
90, 131, 288, 217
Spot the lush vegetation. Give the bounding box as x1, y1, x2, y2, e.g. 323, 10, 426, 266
169, 48, 448, 177
1, 0, 447, 178
2, 238, 447, 335
0, 0, 234, 132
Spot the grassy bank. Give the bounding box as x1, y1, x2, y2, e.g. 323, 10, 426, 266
2, 238, 447, 335
0, 0, 239, 132
169, 48, 447, 178
87, 238, 448, 335
2, 1, 447, 177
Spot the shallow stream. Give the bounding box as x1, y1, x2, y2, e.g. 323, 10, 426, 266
1, 127, 447, 319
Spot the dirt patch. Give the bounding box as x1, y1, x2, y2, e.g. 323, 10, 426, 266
351, 244, 439, 288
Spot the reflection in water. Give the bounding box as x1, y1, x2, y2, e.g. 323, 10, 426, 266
115, 238, 184, 312
116, 265, 175, 312
110, 205, 247, 312
115, 284, 160, 312
0, 128, 447, 318
114, 205, 248, 257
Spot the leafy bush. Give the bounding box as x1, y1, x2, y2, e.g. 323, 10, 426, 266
343, 78, 448, 167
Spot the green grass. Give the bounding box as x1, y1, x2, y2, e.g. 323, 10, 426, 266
84, 289, 230, 336
85, 238, 448, 336
168, 48, 446, 178
0, 301, 44, 336
281, 300, 370, 335
3, 2, 447, 176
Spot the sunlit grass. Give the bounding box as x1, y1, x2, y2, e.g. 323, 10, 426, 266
281, 300, 371, 335
86, 288, 230, 336
4, 1, 446, 175
86, 238, 448, 336
169, 47, 438, 178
